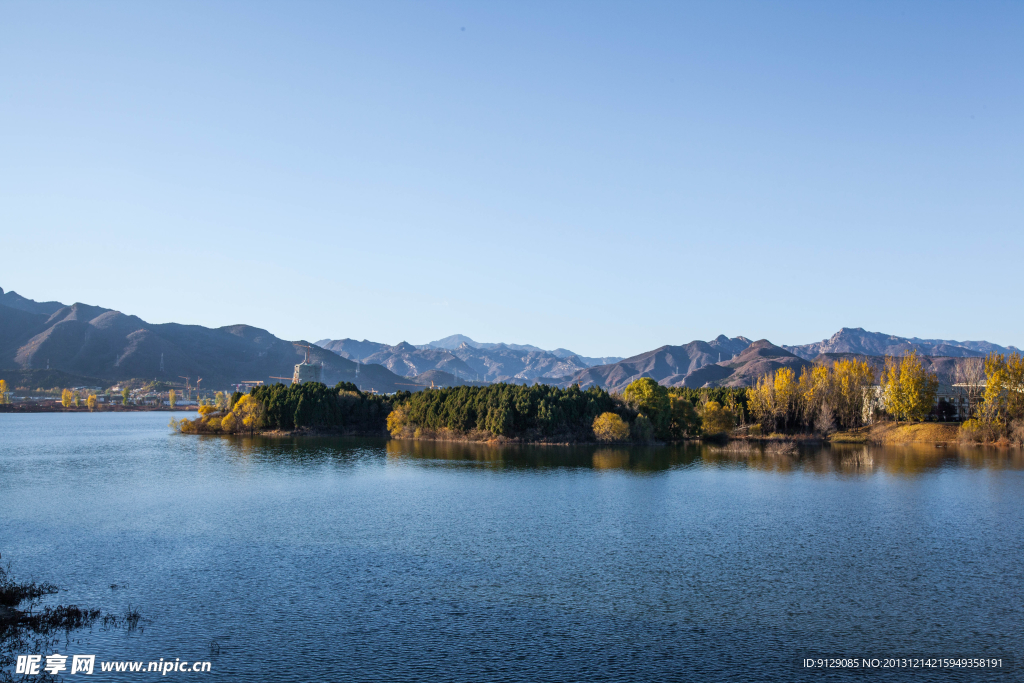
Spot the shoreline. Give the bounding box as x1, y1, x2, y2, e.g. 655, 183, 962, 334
5, 410, 986, 447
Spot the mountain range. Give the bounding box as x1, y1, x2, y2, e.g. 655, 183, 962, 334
315, 336, 612, 384
552, 328, 1019, 392
1, 286, 1019, 393
784, 328, 1018, 360
0, 287, 420, 392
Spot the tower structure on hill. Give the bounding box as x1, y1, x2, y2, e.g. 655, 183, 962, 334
292, 344, 322, 384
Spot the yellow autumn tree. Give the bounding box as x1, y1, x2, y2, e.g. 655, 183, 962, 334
798, 365, 832, 430
593, 412, 630, 442
773, 367, 799, 429
832, 358, 875, 428
0, 379, 8, 405
168, 389, 177, 408
1007, 353, 1024, 425
61, 388, 73, 408
386, 404, 409, 437
980, 353, 1007, 425
977, 352, 1024, 427
231, 394, 264, 434
881, 352, 938, 423
747, 375, 775, 431
86, 394, 97, 411
220, 411, 239, 433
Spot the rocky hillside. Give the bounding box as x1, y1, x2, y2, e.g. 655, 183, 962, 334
316, 337, 596, 383
705, 340, 811, 387
416, 334, 623, 367
785, 327, 1019, 360
559, 335, 753, 392
0, 291, 418, 392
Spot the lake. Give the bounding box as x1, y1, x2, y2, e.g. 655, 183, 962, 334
2, 412, 1022, 682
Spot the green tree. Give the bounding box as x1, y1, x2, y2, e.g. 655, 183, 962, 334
669, 397, 701, 438
632, 415, 654, 443
623, 378, 671, 436
73, 390, 81, 408
168, 389, 177, 409
121, 386, 130, 406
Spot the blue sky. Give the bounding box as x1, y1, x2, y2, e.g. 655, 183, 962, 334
2, 1, 1021, 357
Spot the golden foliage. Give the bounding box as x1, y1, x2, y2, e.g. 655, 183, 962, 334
232, 395, 264, 434
198, 404, 218, 417
220, 411, 239, 433
751, 359, 876, 433
386, 404, 409, 438
61, 388, 73, 408
168, 389, 177, 408
798, 358, 874, 431
881, 351, 938, 423
0, 379, 8, 405
747, 368, 798, 431
86, 394, 97, 411
699, 400, 735, 436
967, 352, 1024, 436
593, 412, 630, 442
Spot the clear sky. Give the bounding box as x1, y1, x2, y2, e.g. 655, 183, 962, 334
2, 1, 1021, 357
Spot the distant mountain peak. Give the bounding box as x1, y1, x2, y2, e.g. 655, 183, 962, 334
785, 328, 1019, 361
0, 287, 66, 316
425, 334, 480, 350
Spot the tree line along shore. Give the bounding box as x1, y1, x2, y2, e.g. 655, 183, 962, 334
167, 351, 1024, 447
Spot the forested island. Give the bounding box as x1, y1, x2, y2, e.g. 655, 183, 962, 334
171, 351, 1024, 446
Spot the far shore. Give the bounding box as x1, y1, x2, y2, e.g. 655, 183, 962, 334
0, 402, 197, 413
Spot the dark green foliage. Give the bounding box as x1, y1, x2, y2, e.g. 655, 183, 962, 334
396, 383, 619, 440
249, 382, 399, 433
670, 398, 701, 438
669, 387, 749, 412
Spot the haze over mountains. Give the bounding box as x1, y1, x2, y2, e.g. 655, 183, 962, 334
1, 286, 1019, 393
315, 335, 619, 384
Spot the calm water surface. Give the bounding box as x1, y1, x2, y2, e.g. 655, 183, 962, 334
2, 412, 1023, 682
